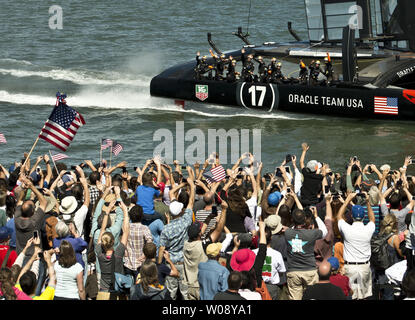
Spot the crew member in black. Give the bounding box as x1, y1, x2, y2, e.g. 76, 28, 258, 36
267, 57, 278, 83
274, 62, 287, 83
226, 59, 238, 82
195, 52, 209, 80
256, 56, 267, 83
309, 60, 324, 85
215, 54, 227, 80
298, 60, 308, 85
323, 54, 333, 85
241, 48, 254, 82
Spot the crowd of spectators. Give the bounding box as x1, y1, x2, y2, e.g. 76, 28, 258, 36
0, 143, 415, 301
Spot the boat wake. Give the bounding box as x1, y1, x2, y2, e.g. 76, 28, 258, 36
0, 58, 320, 121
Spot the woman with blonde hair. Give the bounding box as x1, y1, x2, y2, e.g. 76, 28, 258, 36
95, 200, 129, 300
373, 214, 404, 300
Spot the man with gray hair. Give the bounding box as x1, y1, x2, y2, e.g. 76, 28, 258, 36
53, 220, 88, 268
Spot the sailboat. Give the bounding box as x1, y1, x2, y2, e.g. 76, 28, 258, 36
150, 0, 415, 120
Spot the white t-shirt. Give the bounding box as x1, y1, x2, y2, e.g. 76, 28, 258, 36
54, 262, 84, 299
246, 196, 261, 230
61, 205, 88, 238
338, 219, 375, 263
253, 247, 286, 285
238, 289, 262, 300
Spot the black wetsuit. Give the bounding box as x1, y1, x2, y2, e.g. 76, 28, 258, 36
215, 58, 226, 80
324, 61, 333, 84
309, 63, 324, 85
195, 55, 209, 80
298, 66, 308, 84
257, 60, 266, 82
226, 62, 236, 82
241, 52, 254, 82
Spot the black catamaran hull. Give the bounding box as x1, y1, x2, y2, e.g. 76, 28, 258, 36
150, 68, 415, 120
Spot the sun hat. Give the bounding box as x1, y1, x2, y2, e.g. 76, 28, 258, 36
169, 201, 184, 216
59, 196, 78, 215
35, 195, 57, 213
206, 243, 222, 257
352, 205, 365, 221
264, 215, 283, 234
268, 191, 282, 206
230, 248, 256, 272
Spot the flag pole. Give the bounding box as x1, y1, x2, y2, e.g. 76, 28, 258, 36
22, 136, 41, 171
109, 145, 112, 168
48, 150, 60, 177
99, 139, 102, 167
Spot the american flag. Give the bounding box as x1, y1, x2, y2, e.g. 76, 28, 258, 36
203, 165, 226, 184
0, 133, 6, 144
374, 96, 398, 115
111, 141, 123, 156
39, 101, 85, 151
50, 150, 69, 162
101, 138, 113, 150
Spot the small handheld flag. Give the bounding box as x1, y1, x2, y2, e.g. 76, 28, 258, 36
112, 141, 123, 156
50, 150, 69, 162
203, 165, 226, 184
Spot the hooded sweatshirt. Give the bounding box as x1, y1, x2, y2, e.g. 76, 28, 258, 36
183, 240, 208, 288
130, 283, 171, 300
14, 205, 45, 256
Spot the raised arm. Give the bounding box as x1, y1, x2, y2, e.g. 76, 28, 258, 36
338, 192, 356, 221
43, 154, 53, 187
187, 179, 196, 210
119, 201, 130, 246
21, 176, 47, 211
209, 201, 228, 243
299, 143, 309, 170
77, 166, 90, 208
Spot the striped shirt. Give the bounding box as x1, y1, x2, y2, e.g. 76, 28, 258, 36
362, 205, 382, 234
124, 222, 153, 271
195, 209, 221, 238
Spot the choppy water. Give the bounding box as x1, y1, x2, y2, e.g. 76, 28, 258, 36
0, 0, 414, 173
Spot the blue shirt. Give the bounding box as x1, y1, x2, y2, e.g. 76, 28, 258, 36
198, 259, 229, 300
135, 185, 160, 215
149, 219, 164, 248
159, 208, 193, 263
5, 218, 16, 249
53, 236, 88, 268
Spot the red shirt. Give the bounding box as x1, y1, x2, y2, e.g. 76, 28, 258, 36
0, 245, 17, 268
330, 273, 351, 297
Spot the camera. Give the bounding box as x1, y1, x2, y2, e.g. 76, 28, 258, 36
287, 187, 291, 193
367, 165, 372, 173
181, 165, 187, 170
33, 230, 39, 238
134, 166, 138, 171
285, 154, 292, 164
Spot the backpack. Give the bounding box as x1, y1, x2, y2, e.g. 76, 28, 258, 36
370, 233, 394, 270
